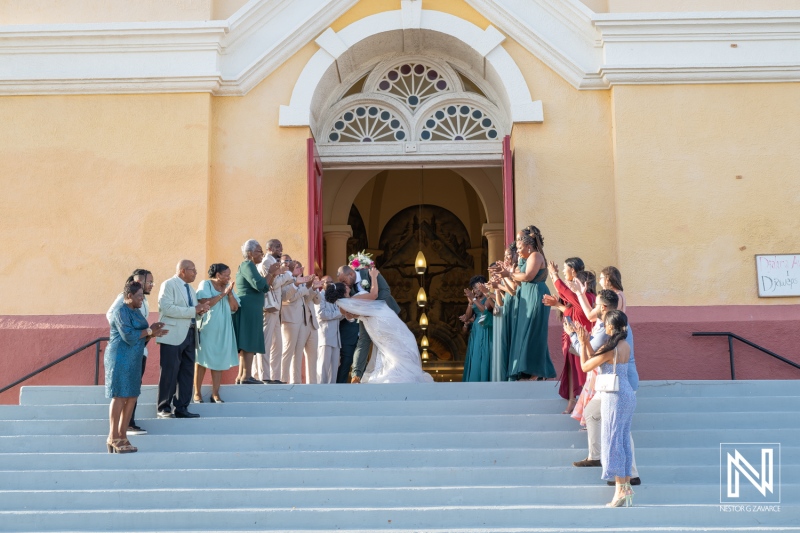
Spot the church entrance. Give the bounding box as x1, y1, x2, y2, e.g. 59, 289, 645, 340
291, 27, 534, 380
319, 166, 507, 381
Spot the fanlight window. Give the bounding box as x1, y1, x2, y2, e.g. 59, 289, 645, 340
327, 104, 407, 143
376, 62, 451, 111
419, 104, 499, 141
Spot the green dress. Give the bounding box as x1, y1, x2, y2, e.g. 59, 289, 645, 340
196, 280, 240, 371
462, 300, 493, 382
231, 260, 270, 354
507, 257, 556, 380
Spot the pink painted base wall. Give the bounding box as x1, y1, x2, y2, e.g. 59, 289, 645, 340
1, 305, 799, 404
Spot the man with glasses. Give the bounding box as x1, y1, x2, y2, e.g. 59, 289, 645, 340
106, 268, 154, 434
156, 260, 209, 418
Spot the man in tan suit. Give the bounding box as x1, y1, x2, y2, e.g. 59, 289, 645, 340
280, 261, 322, 384
253, 239, 292, 383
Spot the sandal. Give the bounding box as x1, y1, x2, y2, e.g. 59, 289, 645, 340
111, 439, 137, 454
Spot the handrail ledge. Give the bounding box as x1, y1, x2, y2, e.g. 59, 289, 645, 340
0, 336, 109, 395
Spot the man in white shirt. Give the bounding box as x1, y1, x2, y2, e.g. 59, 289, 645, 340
253, 239, 293, 384
106, 268, 153, 435
316, 276, 343, 384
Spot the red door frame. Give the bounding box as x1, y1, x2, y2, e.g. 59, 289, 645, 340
307, 138, 324, 276
502, 135, 515, 246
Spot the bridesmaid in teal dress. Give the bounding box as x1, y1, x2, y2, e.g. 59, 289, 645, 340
505, 226, 555, 380
493, 243, 519, 381
194, 263, 240, 403
462, 276, 493, 382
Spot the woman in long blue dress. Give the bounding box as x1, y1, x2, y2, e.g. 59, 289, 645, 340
462, 276, 493, 382
504, 226, 555, 380
105, 281, 167, 453
577, 310, 636, 507
194, 263, 240, 403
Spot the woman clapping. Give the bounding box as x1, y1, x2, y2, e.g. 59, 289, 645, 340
105, 281, 168, 453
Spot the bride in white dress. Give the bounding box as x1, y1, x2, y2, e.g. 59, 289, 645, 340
334, 290, 433, 384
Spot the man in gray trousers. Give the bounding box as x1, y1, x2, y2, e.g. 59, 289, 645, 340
567, 289, 641, 485
337, 265, 400, 383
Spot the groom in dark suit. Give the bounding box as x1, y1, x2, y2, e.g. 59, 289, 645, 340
337, 265, 400, 383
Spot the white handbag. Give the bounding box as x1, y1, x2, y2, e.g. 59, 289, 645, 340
594, 347, 620, 392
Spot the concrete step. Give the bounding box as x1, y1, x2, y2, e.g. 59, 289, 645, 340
2, 410, 795, 436
0, 465, 797, 491
17, 380, 800, 406
2, 427, 798, 453
1, 484, 798, 511
3, 446, 794, 471
3, 396, 799, 420
1, 504, 796, 532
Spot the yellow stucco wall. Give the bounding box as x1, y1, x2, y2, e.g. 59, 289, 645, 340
0, 94, 211, 314
584, 0, 800, 13
611, 84, 800, 306
1, 0, 798, 316
505, 41, 619, 294
0, 0, 215, 24
208, 42, 315, 277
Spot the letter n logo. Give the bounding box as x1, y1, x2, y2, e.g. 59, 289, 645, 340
720, 443, 781, 503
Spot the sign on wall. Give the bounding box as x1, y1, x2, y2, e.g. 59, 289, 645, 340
756, 255, 800, 297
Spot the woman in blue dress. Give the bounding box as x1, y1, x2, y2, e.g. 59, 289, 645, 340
194, 263, 240, 403
461, 276, 493, 382
576, 310, 636, 507
105, 281, 167, 453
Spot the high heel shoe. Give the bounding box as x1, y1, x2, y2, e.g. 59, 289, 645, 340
193, 395, 204, 403
106, 438, 115, 454
234, 378, 242, 385
210, 396, 224, 403
110, 439, 137, 454
606, 482, 633, 507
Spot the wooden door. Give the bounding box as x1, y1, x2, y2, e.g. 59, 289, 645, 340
307, 137, 324, 276
502, 135, 515, 245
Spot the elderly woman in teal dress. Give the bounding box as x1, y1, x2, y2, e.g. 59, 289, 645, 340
193, 263, 240, 403
105, 281, 167, 453
232, 239, 281, 384
462, 275, 493, 382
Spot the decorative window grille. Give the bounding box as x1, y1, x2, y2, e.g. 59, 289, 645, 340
327, 104, 408, 143
419, 104, 499, 141
376, 62, 451, 111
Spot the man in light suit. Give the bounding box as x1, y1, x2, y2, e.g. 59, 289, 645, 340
316, 276, 343, 384
156, 260, 209, 418
280, 261, 322, 384
337, 265, 400, 383
253, 239, 292, 383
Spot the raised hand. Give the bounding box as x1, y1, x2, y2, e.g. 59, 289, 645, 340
369, 267, 380, 279
267, 262, 282, 276
224, 281, 235, 295
575, 324, 590, 345
547, 260, 559, 276
542, 294, 560, 307
463, 288, 474, 301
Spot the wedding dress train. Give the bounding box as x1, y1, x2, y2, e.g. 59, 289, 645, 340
336, 299, 433, 384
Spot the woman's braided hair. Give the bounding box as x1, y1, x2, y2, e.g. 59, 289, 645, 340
520, 225, 545, 255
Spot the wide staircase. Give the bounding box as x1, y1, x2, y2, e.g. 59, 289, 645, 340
0, 380, 797, 532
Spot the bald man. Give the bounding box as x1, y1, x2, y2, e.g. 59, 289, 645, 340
156, 260, 209, 418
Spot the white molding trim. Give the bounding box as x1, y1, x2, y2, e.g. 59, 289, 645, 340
1, 0, 800, 95
280, 9, 543, 128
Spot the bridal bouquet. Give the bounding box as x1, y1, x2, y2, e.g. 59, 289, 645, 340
348, 250, 375, 271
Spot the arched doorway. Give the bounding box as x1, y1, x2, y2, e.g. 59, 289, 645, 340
290, 7, 542, 380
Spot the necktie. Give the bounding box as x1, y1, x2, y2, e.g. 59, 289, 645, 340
185, 283, 196, 325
